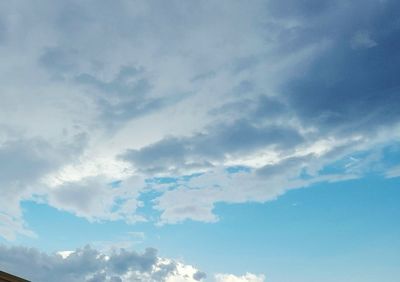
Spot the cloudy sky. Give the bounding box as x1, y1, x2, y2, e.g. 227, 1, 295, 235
0, 0, 400, 281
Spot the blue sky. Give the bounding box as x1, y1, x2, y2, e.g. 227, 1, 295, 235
0, 1, 400, 281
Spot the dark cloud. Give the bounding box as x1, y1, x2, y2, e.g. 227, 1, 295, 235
108, 248, 157, 274
266, 0, 335, 19
210, 95, 287, 121
39, 46, 176, 128
209, 0, 400, 141
285, 43, 400, 133
75, 66, 183, 129
0, 18, 5, 44
0, 245, 181, 282
0, 134, 87, 194
75, 66, 147, 94
39, 47, 79, 76
193, 271, 207, 281
231, 57, 259, 74
0, 140, 54, 184
278, 0, 400, 135
0, 135, 88, 239
191, 71, 216, 82
122, 119, 303, 174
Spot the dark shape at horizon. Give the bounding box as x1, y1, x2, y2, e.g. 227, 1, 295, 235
0, 271, 30, 282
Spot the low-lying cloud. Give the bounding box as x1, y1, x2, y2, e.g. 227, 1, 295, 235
0, 245, 264, 282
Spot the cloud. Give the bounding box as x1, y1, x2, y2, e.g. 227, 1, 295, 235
0, 244, 266, 282
43, 172, 150, 224
152, 135, 400, 224
385, 165, 400, 179
214, 273, 265, 282
350, 31, 377, 49
121, 119, 303, 175
0, 135, 87, 239
0, 244, 209, 282
0, 0, 400, 237
280, 1, 400, 135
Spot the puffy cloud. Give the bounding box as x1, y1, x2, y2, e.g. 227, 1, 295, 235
0, 245, 207, 282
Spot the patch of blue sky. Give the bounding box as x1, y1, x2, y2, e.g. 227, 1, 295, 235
146, 176, 178, 185
181, 172, 204, 181
136, 190, 163, 220
151, 175, 400, 281
381, 142, 400, 167
145, 173, 205, 185
17, 201, 156, 253
109, 180, 123, 188
11, 173, 400, 281
225, 165, 252, 174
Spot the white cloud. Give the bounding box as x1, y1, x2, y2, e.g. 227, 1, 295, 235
385, 165, 400, 179
214, 273, 265, 282
0, 245, 209, 282
0, 244, 271, 282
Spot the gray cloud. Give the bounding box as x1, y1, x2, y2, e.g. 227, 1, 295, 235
39, 44, 174, 129
0, 245, 181, 282
46, 175, 146, 223
0, 133, 87, 186
0, 135, 87, 239
256, 155, 311, 178
0, 139, 54, 185
74, 67, 170, 128
122, 119, 303, 174
39, 47, 80, 77
275, 1, 400, 136
193, 271, 207, 281
209, 95, 288, 122
0, 18, 6, 44
266, 0, 335, 19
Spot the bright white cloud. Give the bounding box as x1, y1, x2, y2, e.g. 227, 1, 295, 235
214, 273, 265, 282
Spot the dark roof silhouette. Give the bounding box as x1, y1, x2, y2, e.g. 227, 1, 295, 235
0, 271, 30, 282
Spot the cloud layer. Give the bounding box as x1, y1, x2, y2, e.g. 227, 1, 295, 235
0, 0, 400, 239
0, 245, 264, 282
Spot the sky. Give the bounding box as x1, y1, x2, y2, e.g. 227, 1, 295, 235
0, 0, 400, 281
